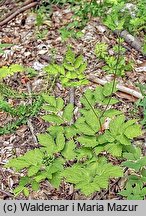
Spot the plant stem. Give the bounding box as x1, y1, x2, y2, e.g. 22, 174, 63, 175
99, 33, 122, 124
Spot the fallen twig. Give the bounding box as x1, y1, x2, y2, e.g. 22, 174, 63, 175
88, 75, 143, 100
114, 30, 146, 57
69, 87, 75, 124
26, 82, 38, 145
0, 189, 13, 197
0, 0, 40, 26
69, 87, 75, 105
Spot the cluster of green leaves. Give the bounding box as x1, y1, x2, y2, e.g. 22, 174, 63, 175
59, 27, 83, 41
103, 0, 146, 54
38, 0, 145, 44
67, 0, 119, 31
96, 116, 142, 157
35, 4, 51, 39
95, 41, 133, 76
0, 64, 24, 80
0, 43, 13, 54
0, 63, 43, 135
119, 147, 146, 200
44, 48, 88, 87
0, 83, 27, 99
57, 0, 119, 40
5, 82, 143, 198
104, 0, 146, 35
0, 96, 43, 135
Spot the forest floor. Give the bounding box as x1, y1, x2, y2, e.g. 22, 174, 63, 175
0, 0, 146, 200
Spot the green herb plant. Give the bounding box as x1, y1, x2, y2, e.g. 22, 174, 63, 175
119, 147, 146, 200
0, 95, 43, 135
95, 40, 133, 76
0, 64, 24, 80
0, 64, 43, 135
44, 48, 88, 87
3, 43, 145, 199
104, 0, 146, 36
5, 83, 143, 197
35, 4, 51, 39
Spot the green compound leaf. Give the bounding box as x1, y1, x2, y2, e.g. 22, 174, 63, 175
109, 115, 125, 136
122, 161, 142, 172
37, 133, 55, 155
23, 187, 29, 197
5, 149, 44, 171
0, 64, 24, 79
94, 146, 104, 155
42, 114, 64, 125
55, 132, 65, 152
43, 64, 58, 75
42, 105, 57, 112
78, 61, 87, 73
56, 98, 64, 111
5, 158, 31, 171
101, 130, 115, 143
63, 159, 123, 196
103, 109, 122, 117
120, 119, 138, 132
102, 97, 119, 105
62, 140, 76, 160
76, 135, 97, 148
124, 124, 142, 139
53, 64, 65, 75
65, 48, 75, 64
80, 109, 101, 132
104, 142, 123, 157
123, 147, 142, 160
50, 172, 62, 188
76, 148, 93, 160
47, 126, 64, 137
94, 86, 105, 102
75, 119, 96, 135
116, 134, 131, 145
42, 94, 56, 107
63, 104, 74, 122
119, 184, 145, 200
34, 171, 50, 183
64, 125, 77, 139
63, 62, 75, 71
13, 185, 26, 197
31, 181, 39, 191
74, 55, 83, 68
27, 166, 40, 177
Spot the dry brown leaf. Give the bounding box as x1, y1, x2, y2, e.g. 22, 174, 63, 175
135, 61, 146, 72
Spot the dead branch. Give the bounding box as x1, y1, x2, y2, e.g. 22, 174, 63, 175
88, 75, 143, 100
0, 1, 40, 26
114, 30, 146, 57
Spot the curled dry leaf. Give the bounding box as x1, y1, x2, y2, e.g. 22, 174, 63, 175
135, 61, 146, 72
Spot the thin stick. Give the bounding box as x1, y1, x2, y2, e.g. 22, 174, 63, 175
0, 189, 13, 197
26, 82, 38, 145
0, 1, 39, 26
88, 75, 143, 99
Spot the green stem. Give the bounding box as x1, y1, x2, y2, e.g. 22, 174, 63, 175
99, 34, 122, 124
